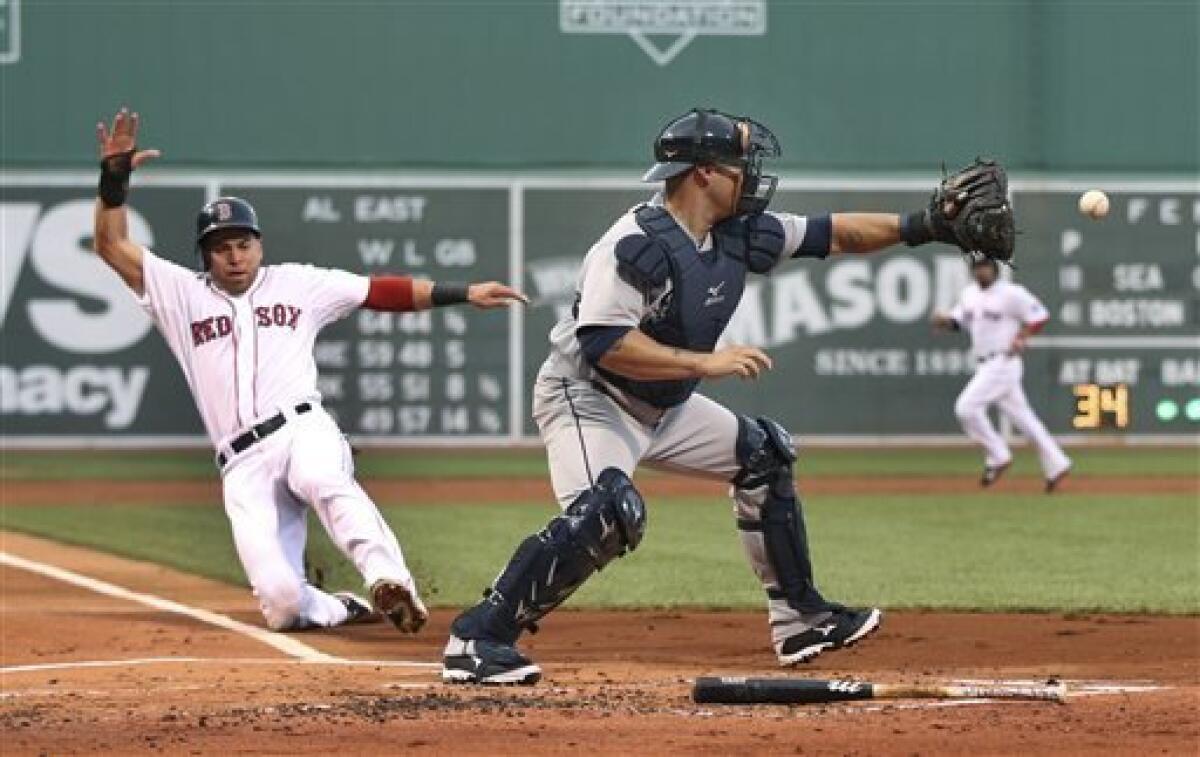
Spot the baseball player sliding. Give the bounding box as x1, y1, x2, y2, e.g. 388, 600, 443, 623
932, 257, 1072, 491
442, 109, 1018, 685
90, 108, 526, 633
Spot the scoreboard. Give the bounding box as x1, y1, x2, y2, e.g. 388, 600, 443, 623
1, 174, 1195, 443
1014, 187, 1199, 437
221, 185, 514, 439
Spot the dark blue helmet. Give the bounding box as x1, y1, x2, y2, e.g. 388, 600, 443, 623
642, 108, 781, 215
194, 196, 261, 270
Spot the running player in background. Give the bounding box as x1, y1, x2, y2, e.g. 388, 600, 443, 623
932, 257, 1072, 491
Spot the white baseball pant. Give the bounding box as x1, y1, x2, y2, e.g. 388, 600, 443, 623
954, 356, 1071, 477
220, 405, 414, 630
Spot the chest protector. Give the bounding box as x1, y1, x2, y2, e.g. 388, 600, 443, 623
597, 205, 782, 409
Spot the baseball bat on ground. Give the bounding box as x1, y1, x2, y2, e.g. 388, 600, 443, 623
692, 677, 1067, 705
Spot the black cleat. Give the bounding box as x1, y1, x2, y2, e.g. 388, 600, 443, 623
980, 461, 1012, 488
442, 635, 542, 685
333, 591, 380, 625
1045, 466, 1071, 494
777, 607, 882, 666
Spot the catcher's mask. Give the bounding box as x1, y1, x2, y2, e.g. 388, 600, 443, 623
195, 196, 261, 270
642, 108, 781, 215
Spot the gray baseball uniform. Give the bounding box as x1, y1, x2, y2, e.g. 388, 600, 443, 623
532, 195, 828, 649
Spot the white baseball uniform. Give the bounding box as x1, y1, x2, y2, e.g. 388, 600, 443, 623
948, 278, 1071, 478
136, 248, 416, 630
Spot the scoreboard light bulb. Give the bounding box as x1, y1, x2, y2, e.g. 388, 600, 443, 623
1185, 399, 1200, 422
1155, 399, 1179, 422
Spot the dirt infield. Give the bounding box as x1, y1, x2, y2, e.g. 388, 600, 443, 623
2, 531, 1197, 755
3, 472, 1195, 506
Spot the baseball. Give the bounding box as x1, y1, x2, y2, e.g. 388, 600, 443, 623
1078, 190, 1110, 219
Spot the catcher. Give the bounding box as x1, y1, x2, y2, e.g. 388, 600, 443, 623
442, 108, 1017, 685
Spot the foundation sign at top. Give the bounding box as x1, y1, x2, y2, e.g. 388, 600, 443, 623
560, 0, 767, 67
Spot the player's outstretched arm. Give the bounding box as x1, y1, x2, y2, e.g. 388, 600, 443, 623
828, 160, 1015, 262
829, 213, 905, 254
596, 329, 772, 382
362, 278, 527, 312
92, 107, 161, 295
413, 280, 528, 310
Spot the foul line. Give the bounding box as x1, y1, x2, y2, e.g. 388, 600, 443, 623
0, 657, 440, 675
0, 551, 337, 662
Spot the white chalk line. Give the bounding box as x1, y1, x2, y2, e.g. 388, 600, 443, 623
0, 550, 430, 669
0, 657, 440, 701
0, 684, 211, 701
0, 657, 440, 676
0, 550, 1177, 714
0, 550, 336, 662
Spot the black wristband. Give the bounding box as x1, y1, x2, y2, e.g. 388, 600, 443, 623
98, 150, 135, 208
430, 281, 470, 307
899, 210, 934, 246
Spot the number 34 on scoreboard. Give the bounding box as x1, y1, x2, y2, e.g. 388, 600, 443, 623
1072, 384, 1130, 430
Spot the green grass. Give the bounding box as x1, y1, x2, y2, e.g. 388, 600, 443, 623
5, 493, 1196, 613
2, 446, 1196, 481
0, 449, 551, 481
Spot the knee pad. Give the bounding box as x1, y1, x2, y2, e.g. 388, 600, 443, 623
453, 467, 646, 643
732, 416, 827, 613
557, 466, 648, 560
733, 416, 796, 494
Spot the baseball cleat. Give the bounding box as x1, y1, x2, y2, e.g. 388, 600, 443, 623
441, 635, 542, 685
333, 591, 381, 625
1045, 466, 1071, 494
776, 607, 882, 666
980, 461, 1012, 488
369, 579, 429, 634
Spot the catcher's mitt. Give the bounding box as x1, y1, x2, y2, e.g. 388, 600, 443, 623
922, 158, 1015, 263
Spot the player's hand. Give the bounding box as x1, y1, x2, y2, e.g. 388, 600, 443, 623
96, 107, 161, 168
467, 281, 530, 309
698, 345, 773, 380
1008, 334, 1028, 355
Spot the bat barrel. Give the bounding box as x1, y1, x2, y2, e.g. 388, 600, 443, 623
692, 677, 875, 705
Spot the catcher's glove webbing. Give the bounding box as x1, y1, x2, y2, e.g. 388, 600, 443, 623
901, 158, 1015, 264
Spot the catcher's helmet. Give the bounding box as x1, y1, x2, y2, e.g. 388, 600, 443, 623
642, 108, 781, 215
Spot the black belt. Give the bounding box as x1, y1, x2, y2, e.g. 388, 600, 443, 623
976, 352, 1011, 363
217, 403, 311, 468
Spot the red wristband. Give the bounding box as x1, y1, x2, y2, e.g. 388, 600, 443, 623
364, 275, 416, 312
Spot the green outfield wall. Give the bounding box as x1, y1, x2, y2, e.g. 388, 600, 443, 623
0, 1, 1196, 171
2, 173, 1196, 444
